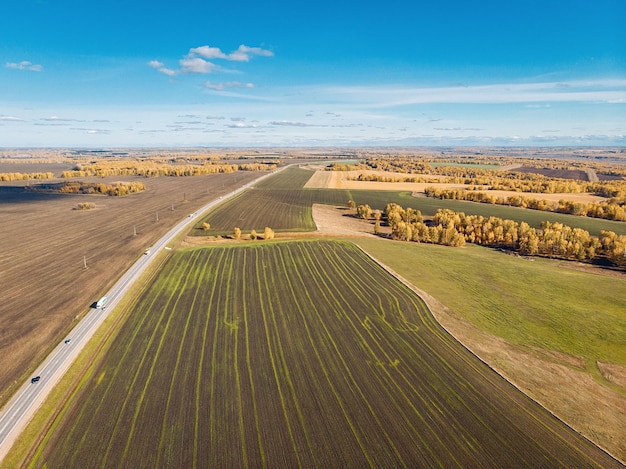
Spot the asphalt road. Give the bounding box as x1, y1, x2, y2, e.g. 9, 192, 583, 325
0, 166, 285, 462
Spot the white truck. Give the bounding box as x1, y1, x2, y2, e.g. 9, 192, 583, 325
96, 296, 108, 309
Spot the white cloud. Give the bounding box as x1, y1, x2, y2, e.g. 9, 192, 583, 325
189, 46, 227, 60
179, 57, 217, 74
148, 44, 273, 77
0, 115, 23, 121
5, 61, 43, 72
147, 60, 176, 76
227, 45, 274, 62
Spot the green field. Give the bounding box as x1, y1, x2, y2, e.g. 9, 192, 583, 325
28, 241, 619, 468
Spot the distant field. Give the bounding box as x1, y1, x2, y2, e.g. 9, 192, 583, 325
429, 162, 502, 169
195, 166, 626, 236
28, 241, 620, 467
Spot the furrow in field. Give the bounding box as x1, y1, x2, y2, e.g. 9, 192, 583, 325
193, 248, 225, 468
280, 243, 401, 465
154, 248, 216, 468
240, 249, 267, 468
118, 250, 206, 467
253, 247, 303, 467
292, 241, 442, 465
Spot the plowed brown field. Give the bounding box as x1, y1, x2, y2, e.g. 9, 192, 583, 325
0, 171, 264, 402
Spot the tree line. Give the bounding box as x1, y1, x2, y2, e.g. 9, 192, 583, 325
0, 172, 54, 181
424, 187, 626, 222
352, 201, 626, 268
61, 161, 275, 178
59, 181, 146, 196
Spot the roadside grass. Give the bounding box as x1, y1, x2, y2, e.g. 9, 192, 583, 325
355, 238, 626, 369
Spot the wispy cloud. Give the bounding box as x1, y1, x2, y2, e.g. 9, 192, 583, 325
204, 81, 254, 91
191, 44, 273, 62
269, 120, 319, 127
318, 79, 626, 107
147, 60, 176, 76
5, 61, 43, 72
0, 115, 24, 121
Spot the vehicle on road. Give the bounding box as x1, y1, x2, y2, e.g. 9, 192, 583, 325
95, 296, 107, 309
64, 339, 71, 344
31, 376, 40, 384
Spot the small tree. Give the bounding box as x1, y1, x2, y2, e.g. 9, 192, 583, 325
201, 222, 211, 231
374, 218, 381, 235
264, 226, 275, 240
250, 229, 258, 240
357, 204, 372, 220
233, 227, 241, 240
347, 199, 356, 210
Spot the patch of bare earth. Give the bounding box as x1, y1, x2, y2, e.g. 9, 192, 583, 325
313, 204, 626, 463
598, 361, 626, 389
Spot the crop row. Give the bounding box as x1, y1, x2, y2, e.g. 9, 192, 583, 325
29, 240, 619, 467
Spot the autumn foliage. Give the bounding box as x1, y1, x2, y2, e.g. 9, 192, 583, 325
383, 204, 626, 267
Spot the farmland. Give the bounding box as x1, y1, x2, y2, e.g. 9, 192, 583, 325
3, 149, 626, 466
0, 170, 264, 402
27, 241, 621, 467
195, 166, 626, 237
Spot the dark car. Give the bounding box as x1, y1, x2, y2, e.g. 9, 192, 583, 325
31, 376, 40, 384
64, 338, 71, 344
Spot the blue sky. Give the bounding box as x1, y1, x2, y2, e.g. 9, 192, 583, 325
1, 0, 624, 147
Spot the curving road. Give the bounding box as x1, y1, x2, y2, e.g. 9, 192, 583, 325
0, 166, 286, 462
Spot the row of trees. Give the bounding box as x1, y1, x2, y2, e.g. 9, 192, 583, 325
0, 172, 54, 181
424, 187, 626, 221
205, 225, 275, 240
61, 161, 275, 178
59, 181, 146, 196
377, 203, 626, 267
